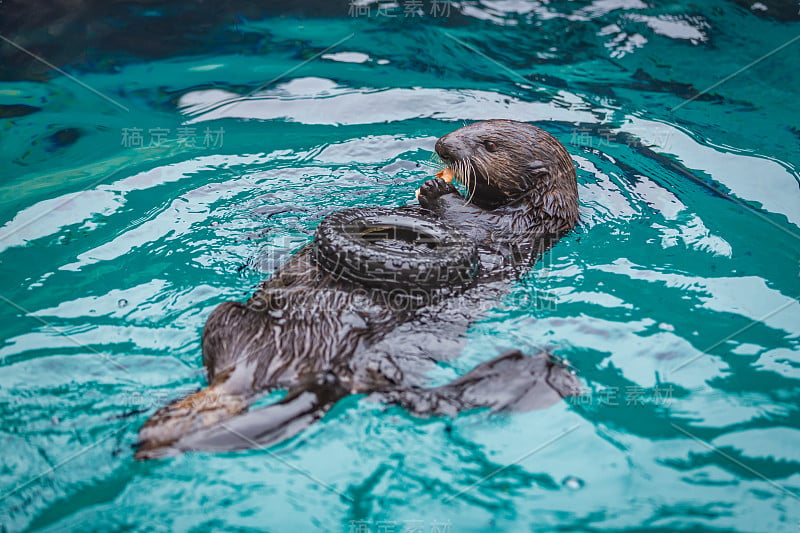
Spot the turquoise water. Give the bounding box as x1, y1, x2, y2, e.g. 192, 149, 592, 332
1, 1, 799, 531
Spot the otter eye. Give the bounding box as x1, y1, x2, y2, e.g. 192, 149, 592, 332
484, 141, 497, 152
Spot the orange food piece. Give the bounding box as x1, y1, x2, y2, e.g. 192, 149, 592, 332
417, 168, 455, 199
436, 168, 454, 183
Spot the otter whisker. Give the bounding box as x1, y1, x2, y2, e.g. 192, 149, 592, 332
429, 152, 446, 171
454, 159, 470, 204
461, 160, 470, 201
465, 159, 478, 205
472, 156, 496, 200
447, 158, 478, 206
455, 159, 466, 188
473, 156, 491, 190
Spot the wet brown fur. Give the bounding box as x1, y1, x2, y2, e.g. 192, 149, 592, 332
135, 120, 580, 459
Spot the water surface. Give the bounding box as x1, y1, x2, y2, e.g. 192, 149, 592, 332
1, 1, 799, 531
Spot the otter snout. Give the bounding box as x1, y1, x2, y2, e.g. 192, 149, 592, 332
435, 133, 467, 162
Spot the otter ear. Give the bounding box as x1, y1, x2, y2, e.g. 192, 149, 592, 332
526, 161, 551, 180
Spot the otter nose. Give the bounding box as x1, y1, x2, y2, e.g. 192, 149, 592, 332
435, 134, 460, 161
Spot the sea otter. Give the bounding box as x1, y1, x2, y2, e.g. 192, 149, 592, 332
135, 119, 580, 459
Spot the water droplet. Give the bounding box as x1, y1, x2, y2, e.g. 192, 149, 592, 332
118, 299, 128, 308
562, 476, 584, 490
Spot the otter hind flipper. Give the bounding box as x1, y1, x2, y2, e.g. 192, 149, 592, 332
138, 372, 349, 457
378, 350, 580, 417
135, 353, 578, 459
134, 384, 250, 460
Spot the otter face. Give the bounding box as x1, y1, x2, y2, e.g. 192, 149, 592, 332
435, 119, 576, 212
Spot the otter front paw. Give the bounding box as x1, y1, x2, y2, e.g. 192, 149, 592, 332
417, 178, 459, 210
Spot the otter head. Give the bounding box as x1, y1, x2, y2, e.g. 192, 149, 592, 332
435, 119, 578, 232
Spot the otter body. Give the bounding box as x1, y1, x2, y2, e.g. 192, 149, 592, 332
136, 120, 580, 459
